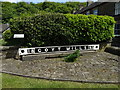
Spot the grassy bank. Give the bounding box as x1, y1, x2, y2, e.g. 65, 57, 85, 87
2, 73, 119, 88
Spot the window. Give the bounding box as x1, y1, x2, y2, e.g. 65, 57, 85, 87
93, 9, 98, 15
86, 11, 90, 15
115, 24, 120, 36
115, 2, 120, 15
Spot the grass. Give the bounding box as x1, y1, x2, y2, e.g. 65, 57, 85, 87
2, 73, 119, 88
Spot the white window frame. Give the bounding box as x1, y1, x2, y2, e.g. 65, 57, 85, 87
115, 2, 120, 15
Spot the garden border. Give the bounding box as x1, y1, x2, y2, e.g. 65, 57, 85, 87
1, 71, 120, 84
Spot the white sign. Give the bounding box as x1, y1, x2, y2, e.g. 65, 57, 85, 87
18, 44, 99, 56
14, 34, 24, 38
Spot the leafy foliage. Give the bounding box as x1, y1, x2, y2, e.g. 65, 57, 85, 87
1, 1, 86, 23
6, 13, 115, 47
64, 50, 80, 62
2, 29, 24, 46
9, 13, 69, 46
0, 39, 7, 46
16, 2, 39, 15
1, 2, 17, 23
65, 14, 116, 44
41, 2, 73, 14
3, 29, 13, 41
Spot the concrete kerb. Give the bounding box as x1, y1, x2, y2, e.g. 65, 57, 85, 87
1, 71, 120, 84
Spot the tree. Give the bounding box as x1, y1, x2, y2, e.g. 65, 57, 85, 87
2, 2, 16, 23
16, 2, 39, 15
34, 2, 43, 10
1, 1, 87, 23
54, 5, 73, 14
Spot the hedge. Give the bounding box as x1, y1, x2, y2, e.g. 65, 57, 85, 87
3, 13, 115, 46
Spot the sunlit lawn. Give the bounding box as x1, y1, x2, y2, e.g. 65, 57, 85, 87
1, 73, 119, 88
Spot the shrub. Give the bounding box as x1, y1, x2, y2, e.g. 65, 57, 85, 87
7, 13, 115, 46
2, 29, 24, 46
0, 39, 7, 46
9, 13, 69, 46
65, 14, 115, 43
64, 49, 80, 62
3, 30, 13, 41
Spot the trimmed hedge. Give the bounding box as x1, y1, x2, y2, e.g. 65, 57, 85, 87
65, 14, 115, 44
4, 13, 115, 46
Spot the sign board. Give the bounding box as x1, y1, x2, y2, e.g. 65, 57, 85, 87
19, 44, 99, 56
14, 34, 24, 38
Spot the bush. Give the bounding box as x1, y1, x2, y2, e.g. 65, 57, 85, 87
3, 30, 13, 41
0, 39, 7, 46
65, 14, 115, 44
64, 49, 80, 62
7, 13, 115, 46
2, 29, 24, 46
9, 13, 69, 46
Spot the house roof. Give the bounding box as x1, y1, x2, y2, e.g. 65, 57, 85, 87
77, 2, 106, 14
0, 24, 9, 33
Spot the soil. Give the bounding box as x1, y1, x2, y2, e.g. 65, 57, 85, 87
1, 51, 120, 83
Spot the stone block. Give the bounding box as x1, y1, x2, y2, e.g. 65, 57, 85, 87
22, 54, 46, 61
105, 46, 120, 56
21, 51, 74, 60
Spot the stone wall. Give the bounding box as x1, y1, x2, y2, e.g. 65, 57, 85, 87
1, 46, 20, 59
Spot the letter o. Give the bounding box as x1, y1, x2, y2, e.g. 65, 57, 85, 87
45, 48, 48, 52
38, 49, 41, 53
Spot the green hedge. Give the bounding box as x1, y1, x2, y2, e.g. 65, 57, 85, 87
4, 13, 115, 46
65, 14, 115, 43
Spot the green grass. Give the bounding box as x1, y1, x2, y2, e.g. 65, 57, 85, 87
2, 73, 119, 88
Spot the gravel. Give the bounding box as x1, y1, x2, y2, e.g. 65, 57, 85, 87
2, 51, 120, 83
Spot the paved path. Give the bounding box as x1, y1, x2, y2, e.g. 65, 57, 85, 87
1, 51, 120, 83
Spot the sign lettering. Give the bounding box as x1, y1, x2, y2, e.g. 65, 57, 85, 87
19, 44, 99, 56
